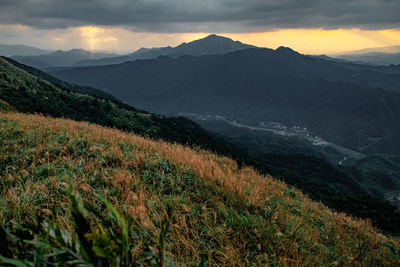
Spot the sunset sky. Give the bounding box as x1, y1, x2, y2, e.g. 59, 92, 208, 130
0, 0, 399, 55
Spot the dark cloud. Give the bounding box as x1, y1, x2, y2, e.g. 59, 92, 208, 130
0, 0, 399, 31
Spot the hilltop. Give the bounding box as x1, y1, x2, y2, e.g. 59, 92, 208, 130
0, 111, 399, 265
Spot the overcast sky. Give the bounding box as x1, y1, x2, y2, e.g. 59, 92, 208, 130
0, 0, 399, 54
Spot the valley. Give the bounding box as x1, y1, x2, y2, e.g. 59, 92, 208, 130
184, 112, 365, 165
185, 112, 400, 209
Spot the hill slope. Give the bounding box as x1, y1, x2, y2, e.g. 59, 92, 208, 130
4, 56, 118, 100
0, 112, 399, 265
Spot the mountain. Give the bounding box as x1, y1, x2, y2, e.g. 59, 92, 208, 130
3, 56, 400, 235
73, 34, 256, 66
335, 52, 400, 66
1, 111, 400, 265
12, 49, 119, 68
0, 44, 50, 57
49, 47, 400, 155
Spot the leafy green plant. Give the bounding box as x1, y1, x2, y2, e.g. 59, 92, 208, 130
0, 187, 203, 266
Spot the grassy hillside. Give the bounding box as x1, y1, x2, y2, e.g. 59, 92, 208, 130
3, 56, 400, 235
0, 112, 399, 265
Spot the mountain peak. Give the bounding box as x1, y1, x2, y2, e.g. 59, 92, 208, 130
201, 34, 234, 42
275, 46, 297, 54
179, 34, 256, 52
204, 34, 222, 39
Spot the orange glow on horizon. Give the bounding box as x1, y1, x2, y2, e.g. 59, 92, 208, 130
1, 24, 399, 54
115, 28, 400, 55
67, 26, 400, 54
210, 28, 400, 55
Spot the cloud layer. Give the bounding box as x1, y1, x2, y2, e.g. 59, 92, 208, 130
1, 0, 399, 32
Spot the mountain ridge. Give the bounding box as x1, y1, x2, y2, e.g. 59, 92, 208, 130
11, 49, 119, 68
73, 34, 256, 66
0, 43, 51, 57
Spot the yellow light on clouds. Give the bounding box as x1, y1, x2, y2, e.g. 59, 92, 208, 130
222, 28, 400, 55
100, 28, 399, 55
2, 24, 398, 54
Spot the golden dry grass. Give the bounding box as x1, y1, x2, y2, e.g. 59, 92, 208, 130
1, 111, 399, 266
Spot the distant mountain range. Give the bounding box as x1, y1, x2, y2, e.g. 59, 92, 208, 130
0, 44, 51, 57
5, 37, 400, 67
12, 49, 119, 68
7, 35, 255, 68
335, 52, 400, 66
73, 34, 256, 66
341, 45, 400, 55
331, 45, 400, 65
